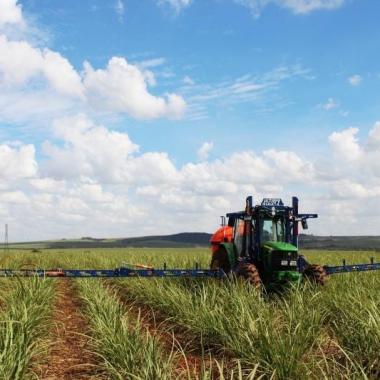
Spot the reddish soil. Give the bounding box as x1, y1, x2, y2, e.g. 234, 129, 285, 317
109, 282, 233, 378
36, 279, 105, 380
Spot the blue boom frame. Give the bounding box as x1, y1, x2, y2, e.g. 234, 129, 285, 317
324, 260, 380, 275
0, 260, 379, 278
0, 267, 225, 278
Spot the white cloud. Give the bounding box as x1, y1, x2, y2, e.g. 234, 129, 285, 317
0, 6, 186, 122
29, 177, 66, 193
183, 75, 194, 85
329, 127, 361, 161
158, 0, 192, 13
129, 152, 178, 185
327, 122, 380, 180
0, 35, 83, 97
42, 114, 139, 182
0, 35, 43, 85
0, 88, 76, 125
42, 50, 84, 98
0, 190, 29, 204
0, 37, 185, 120
185, 64, 310, 119
41, 114, 316, 192
236, 0, 345, 17
42, 114, 181, 187
3, 117, 380, 239
0, 143, 37, 180
183, 149, 312, 187
322, 97, 338, 110
368, 121, 380, 149
282, 0, 344, 13
320, 122, 380, 235
197, 142, 213, 161
138, 57, 166, 69
348, 74, 362, 86
0, 0, 23, 27
263, 149, 314, 181
115, 0, 125, 19
83, 57, 186, 119
329, 180, 380, 199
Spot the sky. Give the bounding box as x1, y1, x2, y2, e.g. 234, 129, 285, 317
0, 0, 380, 241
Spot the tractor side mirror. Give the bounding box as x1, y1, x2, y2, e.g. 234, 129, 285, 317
301, 219, 308, 230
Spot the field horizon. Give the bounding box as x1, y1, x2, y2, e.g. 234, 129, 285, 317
7, 232, 380, 251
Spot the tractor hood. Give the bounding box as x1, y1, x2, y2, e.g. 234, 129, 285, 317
261, 241, 298, 252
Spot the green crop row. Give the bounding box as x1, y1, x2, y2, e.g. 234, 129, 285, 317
0, 248, 378, 379
0, 278, 54, 379
77, 278, 263, 379
77, 278, 176, 379
111, 250, 379, 379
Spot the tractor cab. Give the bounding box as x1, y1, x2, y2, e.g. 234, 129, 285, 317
260, 216, 285, 243
210, 196, 318, 286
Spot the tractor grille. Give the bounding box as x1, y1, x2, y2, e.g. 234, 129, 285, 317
272, 251, 298, 270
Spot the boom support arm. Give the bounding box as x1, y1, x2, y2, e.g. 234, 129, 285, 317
291, 195, 318, 246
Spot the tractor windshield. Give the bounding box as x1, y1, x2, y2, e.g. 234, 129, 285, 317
260, 218, 285, 242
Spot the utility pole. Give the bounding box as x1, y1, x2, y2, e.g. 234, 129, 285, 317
4, 224, 9, 254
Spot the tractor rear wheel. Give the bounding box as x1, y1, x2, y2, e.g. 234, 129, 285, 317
236, 263, 261, 289
210, 246, 231, 274
303, 264, 328, 285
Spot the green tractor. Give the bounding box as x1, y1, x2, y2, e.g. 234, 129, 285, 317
210, 196, 328, 288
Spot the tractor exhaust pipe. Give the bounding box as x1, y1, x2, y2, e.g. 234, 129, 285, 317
246, 196, 253, 215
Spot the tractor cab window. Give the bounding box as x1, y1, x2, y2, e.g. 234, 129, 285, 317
234, 218, 251, 257
234, 218, 245, 256
260, 218, 285, 243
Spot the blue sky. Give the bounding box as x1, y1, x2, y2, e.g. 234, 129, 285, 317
1, 0, 380, 240
27, 0, 377, 74
17, 0, 380, 159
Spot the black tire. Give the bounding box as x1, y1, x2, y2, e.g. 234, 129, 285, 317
210, 246, 231, 274
303, 264, 328, 285
236, 263, 261, 289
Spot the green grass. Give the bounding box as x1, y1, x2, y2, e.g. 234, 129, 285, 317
0, 248, 378, 379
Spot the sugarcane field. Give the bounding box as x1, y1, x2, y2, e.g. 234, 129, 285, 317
0, 245, 379, 379
1, 0, 380, 379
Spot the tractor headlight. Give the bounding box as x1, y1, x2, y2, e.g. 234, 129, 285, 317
281, 260, 297, 266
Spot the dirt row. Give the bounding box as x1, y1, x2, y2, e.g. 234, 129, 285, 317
34, 279, 231, 379
35, 280, 104, 379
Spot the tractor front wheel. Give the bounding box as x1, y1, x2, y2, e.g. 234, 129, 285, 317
303, 264, 328, 285
236, 263, 261, 289
210, 246, 231, 274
